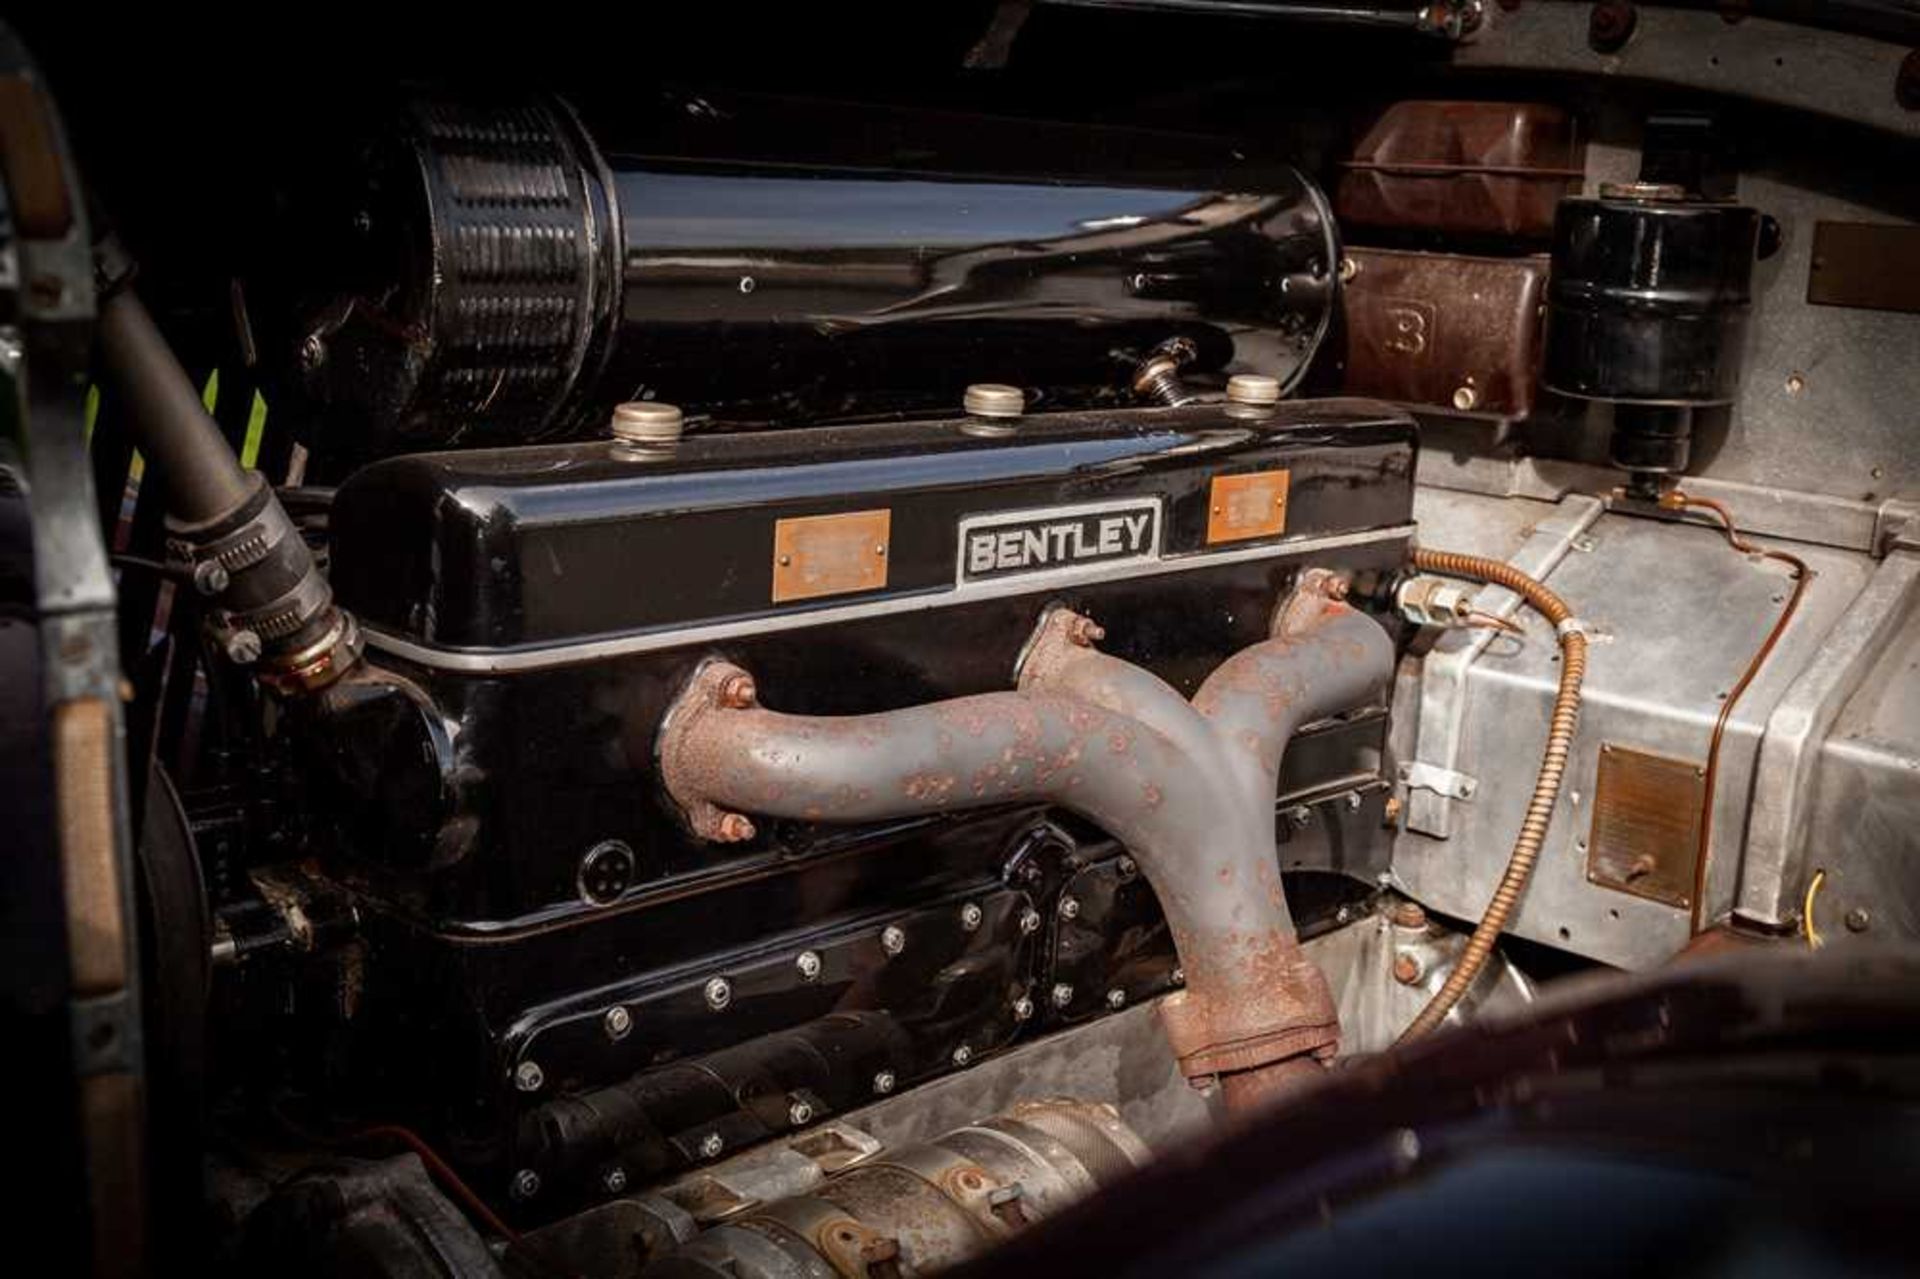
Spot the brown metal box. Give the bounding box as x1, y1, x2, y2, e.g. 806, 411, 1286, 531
1336, 101, 1584, 240
1337, 248, 1549, 419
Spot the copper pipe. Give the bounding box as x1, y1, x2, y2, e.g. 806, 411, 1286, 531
659, 599, 1395, 1110
1395, 548, 1589, 1044
1663, 492, 1814, 936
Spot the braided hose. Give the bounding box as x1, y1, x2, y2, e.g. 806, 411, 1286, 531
1395, 547, 1589, 1044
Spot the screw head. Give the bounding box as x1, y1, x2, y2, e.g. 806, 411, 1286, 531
959, 902, 984, 932
1012, 996, 1035, 1022
1019, 908, 1042, 935
788, 1099, 815, 1126
881, 925, 907, 956
603, 1005, 633, 1041
698, 1132, 724, 1159
511, 1169, 541, 1200
192, 560, 229, 596
225, 629, 263, 665
577, 840, 637, 905
1105, 988, 1126, 1009
952, 1044, 974, 1067
603, 1168, 628, 1194
1845, 907, 1872, 933
704, 977, 733, 1011
1050, 983, 1074, 1008
1058, 896, 1081, 921
796, 950, 823, 980
513, 1060, 545, 1093
872, 1070, 897, 1095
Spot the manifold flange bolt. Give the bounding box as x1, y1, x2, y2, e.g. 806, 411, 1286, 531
959, 902, 984, 932
1065, 615, 1106, 647
714, 812, 756, 843
604, 1005, 633, 1041
511, 1169, 541, 1200
1058, 895, 1080, 920
881, 925, 907, 956
717, 671, 758, 709
952, 1044, 974, 1067
788, 1098, 815, 1126
1012, 995, 1035, 1022
1106, 988, 1126, 1010
603, 1168, 628, 1194
698, 1132, 724, 1159
1171, 967, 1186, 986
1019, 908, 1042, 935
1051, 983, 1075, 1008
704, 976, 733, 1011
796, 950, 823, 980
873, 1070, 897, 1096
513, 1060, 545, 1093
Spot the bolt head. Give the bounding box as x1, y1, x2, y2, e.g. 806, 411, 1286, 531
1288, 806, 1313, 828
1171, 966, 1186, 986
704, 977, 733, 1011
881, 925, 907, 956
872, 1070, 897, 1095
1019, 908, 1042, 935
1058, 896, 1081, 921
1393, 953, 1423, 986
1391, 901, 1429, 930
1012, 996, 1035, 1022
1115, 855, 1138, 880
513, 1060, 545, 1093
603, 1168, 628, 1194
796, 950, 822, 980
603, 1005, 633, 1040
1066, 615, 1106, 647
1050, 983, 1074, 1008
717, 671, 758, 709
511, 1169, 541, 1200
698, 1132, 724, 1159
1346, 791, 1364, 812
952, 1044, 974, 1067
1451, 383, 1479, 412
1845, 907, 1872, 933
298, 333, 326, 371
1105, 988, 1126, 1009
714, 812, 757, 843
959, 902, 984, 932
788, 1099, 815, 1126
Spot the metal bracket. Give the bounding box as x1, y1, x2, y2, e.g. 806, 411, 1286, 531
1398, 761, 1478, 801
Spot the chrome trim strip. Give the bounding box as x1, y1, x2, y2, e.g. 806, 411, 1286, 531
361, 523, 1416, 674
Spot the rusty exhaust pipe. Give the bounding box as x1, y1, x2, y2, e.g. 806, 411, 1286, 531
657, 592, 1393, 1111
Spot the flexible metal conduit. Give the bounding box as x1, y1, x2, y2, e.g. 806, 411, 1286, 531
660, 598, 1396, 1109
1395, 547, 1588, 1044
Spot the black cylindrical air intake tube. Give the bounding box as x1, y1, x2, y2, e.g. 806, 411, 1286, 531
263, 94, 1340, 464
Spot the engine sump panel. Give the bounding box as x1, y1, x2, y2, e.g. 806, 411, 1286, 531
310, 399, 1415, 1217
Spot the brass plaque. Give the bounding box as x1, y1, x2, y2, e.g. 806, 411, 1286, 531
1586, 742, 1707, 908
772, 509, 891, 603
1206, 469, 1290, 544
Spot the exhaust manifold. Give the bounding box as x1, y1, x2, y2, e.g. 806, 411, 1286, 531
657, 595, 1394, 1111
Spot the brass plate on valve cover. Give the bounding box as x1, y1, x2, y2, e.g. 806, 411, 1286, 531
1586, 741, 1707, 909
772, 509, 892, 602
1205, 468, 1290, 544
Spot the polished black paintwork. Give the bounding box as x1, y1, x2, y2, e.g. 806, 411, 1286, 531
303, 401, 1414, 1217
272, 95, 1336, 464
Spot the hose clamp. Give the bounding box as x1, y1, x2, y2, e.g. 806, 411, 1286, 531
1555, 617, 1592, 640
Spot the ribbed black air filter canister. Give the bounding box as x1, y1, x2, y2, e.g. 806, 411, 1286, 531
1544, 182, 1760, 487
263, 95, 1339, 467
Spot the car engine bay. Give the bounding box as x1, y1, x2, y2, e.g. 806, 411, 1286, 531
3, 4, 1918, 1275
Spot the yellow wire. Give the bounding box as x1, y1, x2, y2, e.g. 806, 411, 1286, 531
1802, 869, 1826, 949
